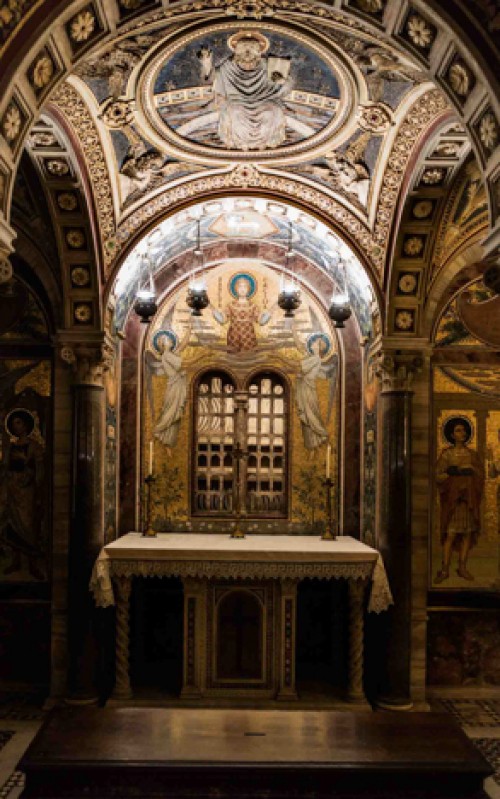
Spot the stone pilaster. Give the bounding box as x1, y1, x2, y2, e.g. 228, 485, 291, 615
181, 577, 207, 698
277, 579, 298, 700
373, 345, 424, 709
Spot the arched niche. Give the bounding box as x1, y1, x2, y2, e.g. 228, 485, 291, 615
216, 589, 264, 681
112, 198, 373, 536
116, 255, 366, 536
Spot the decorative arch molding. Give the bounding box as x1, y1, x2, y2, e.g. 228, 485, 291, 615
50, 82, 116, 281
7, 71, 449, 302
107, 85, 449, 285
0, 0, 498, 247
112, 170, 382, 287
383, 118, 489, 339
21, 112, 104, 329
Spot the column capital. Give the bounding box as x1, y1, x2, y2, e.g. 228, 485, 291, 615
372, 341, 429, 392
233, 389, 248, 406
55, 331, 115, 387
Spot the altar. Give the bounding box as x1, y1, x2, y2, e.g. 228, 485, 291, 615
91, 534, 392, 705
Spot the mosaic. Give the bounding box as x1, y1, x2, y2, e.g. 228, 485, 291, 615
431, 393, 500, 592
112, 198, 373, 334
151, 27, 342, 152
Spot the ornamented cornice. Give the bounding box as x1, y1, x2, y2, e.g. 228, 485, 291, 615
51, 83, 116, 278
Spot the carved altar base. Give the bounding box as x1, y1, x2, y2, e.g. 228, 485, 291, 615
90, 534, 392, 705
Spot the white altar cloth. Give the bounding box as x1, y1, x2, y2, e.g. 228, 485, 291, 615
90, 533, 393, 614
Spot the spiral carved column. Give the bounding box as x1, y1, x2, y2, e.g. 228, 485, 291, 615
347, 578, 367, 704
113, 576, 133, 699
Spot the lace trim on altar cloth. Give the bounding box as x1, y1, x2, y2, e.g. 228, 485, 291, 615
89, 550, 394, 613
89, 552, 114, 608
368, 553, 394, 614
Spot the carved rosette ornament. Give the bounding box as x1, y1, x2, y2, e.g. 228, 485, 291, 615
100, 98, 136, 129
374, 350, 424, 392
225, 0, 278, 18
358, 102, 393, 134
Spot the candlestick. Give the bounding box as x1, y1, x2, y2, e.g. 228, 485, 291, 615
149, 440, 153, 475
321, 476, 336, 541
143, 473, 157, 537
325, 443, 331, 478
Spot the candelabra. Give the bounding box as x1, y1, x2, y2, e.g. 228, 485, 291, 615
321, 476, 336, 541
142, 473, 157, 537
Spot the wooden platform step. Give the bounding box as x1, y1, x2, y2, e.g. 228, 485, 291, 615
19, 707, 492, 799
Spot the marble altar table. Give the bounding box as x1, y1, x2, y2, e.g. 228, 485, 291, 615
90, 534, 392, 704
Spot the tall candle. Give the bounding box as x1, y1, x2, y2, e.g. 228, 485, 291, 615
149, 440, 153, 475
326, 443, 331, 478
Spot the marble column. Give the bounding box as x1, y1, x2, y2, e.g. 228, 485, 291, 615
374, 348, 423, 709
62, 339, 112, 701
347, 578, 368, 704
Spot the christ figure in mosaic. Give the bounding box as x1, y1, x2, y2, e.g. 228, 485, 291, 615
212, 273, 271, 353
198, 31, 293, 150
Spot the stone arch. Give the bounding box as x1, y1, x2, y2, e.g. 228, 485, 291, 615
19, 109, 104, 330
384, 118, 489, 339
0, 0, 498, 251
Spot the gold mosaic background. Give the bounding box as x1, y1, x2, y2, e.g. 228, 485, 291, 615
141, 261, 339, 530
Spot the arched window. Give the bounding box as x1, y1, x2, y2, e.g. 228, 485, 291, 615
246, 372, 288, 517
192, 370, 288, 517
193, 371, 236, 515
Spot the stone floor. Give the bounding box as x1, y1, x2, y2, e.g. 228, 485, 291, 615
0, 691, 498, 799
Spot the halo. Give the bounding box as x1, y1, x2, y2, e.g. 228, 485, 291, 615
307, 332, 331, 358
5, 407, 35, 438
442, 415, 473, 446
227, 31, 270, 54
153, 329, 178, 352
229, 272, 257, 299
